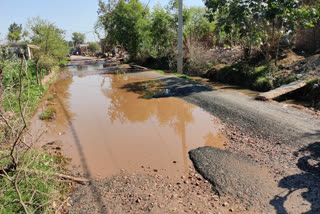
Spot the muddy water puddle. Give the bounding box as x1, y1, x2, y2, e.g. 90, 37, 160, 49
30, 68, 227, 179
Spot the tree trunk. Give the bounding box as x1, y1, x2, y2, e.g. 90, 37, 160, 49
0, 68, 4, 113
275, 20, 283, 67
39, 68, 43, 86
35, 61, 40, 86
244, 46, 251, 60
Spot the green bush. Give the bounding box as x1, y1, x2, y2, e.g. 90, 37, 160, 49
59, 58, 69, 67
2, 60, 49, 117
273, 75, 297, 88
207, 62, 279, 91
253, 76, 272, 91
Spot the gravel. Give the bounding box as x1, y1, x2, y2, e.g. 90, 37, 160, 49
70, 168, 242, 214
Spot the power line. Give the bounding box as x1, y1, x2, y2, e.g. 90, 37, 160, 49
144, 0, 152, 11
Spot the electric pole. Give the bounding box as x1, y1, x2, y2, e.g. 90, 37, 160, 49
177, 0, 183, 74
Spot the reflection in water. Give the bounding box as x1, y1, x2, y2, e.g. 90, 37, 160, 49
102, 75, 196, 173
30, 73, 227, 178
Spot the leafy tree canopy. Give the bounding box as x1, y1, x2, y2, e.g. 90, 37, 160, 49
101, 0, 150, 58
72, 32, 86, 46
88, 42, 100, 53
7, 22, 23, 42
27, 17, 68, 66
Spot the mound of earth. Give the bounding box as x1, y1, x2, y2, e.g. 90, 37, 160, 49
189, 146, 280, 210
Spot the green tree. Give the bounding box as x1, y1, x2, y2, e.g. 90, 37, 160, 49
205, 0, 320, 62
7, 22, 22, 43
88, 42, 100, 53
150, 5, 175, 56
184, 7, 216, 41
100, 0, 150, 58
72, 32, 85, 46
27, 17, 68, 84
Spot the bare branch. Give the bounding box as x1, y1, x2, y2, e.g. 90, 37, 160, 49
14, 179, 29, 214
55, 197, 70, 214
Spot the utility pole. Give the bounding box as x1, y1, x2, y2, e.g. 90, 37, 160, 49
177, 0, 183, 74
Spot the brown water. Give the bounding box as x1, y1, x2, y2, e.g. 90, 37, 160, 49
30, 66, 227, 178
191, 76, 260, 97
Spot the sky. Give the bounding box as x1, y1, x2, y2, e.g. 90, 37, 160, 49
0, 0, 204, 43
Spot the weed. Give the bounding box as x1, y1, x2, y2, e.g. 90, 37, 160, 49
307, 77, 320, 85
173, 73, 192, 80
46, 93, 56, 101
46, 101, 55, 106
40, 108, 56, 120
0, 149, 71, 213
155, 70, 165, 74
253, 77, 272, 91
59, 58, 69, 67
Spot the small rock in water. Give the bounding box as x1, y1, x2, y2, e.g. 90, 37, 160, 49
153, 169, 158, 172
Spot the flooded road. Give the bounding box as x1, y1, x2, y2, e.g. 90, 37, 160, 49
31, 64, 227, 179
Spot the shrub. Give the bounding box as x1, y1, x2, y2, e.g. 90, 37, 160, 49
59, 58, 69, 67
46, 93, 56, 101
40, 108, 56, 120
253, 77, 272, 91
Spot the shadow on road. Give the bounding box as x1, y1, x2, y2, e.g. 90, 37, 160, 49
270, 141, 320, 214
56, 96, 108, 213
121, 77, 214, 99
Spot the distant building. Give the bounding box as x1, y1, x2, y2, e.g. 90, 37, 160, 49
0, 43, 40, 60
76, 44, 89, 55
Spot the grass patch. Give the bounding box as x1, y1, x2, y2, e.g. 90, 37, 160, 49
46, 101, 55, 106
40, 107, 56, 120
59, 58, 69, 67
155, 70, 165, 74
307, 77, 320, 85
0, 149, 70, 213
154, 69, 193, 81
173, 73, 192, 80
46, 93, 56, 101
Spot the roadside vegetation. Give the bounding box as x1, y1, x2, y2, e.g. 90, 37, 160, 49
39, 107, 56, 120
97, 0, 320, 108
0, 17, 71, 213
